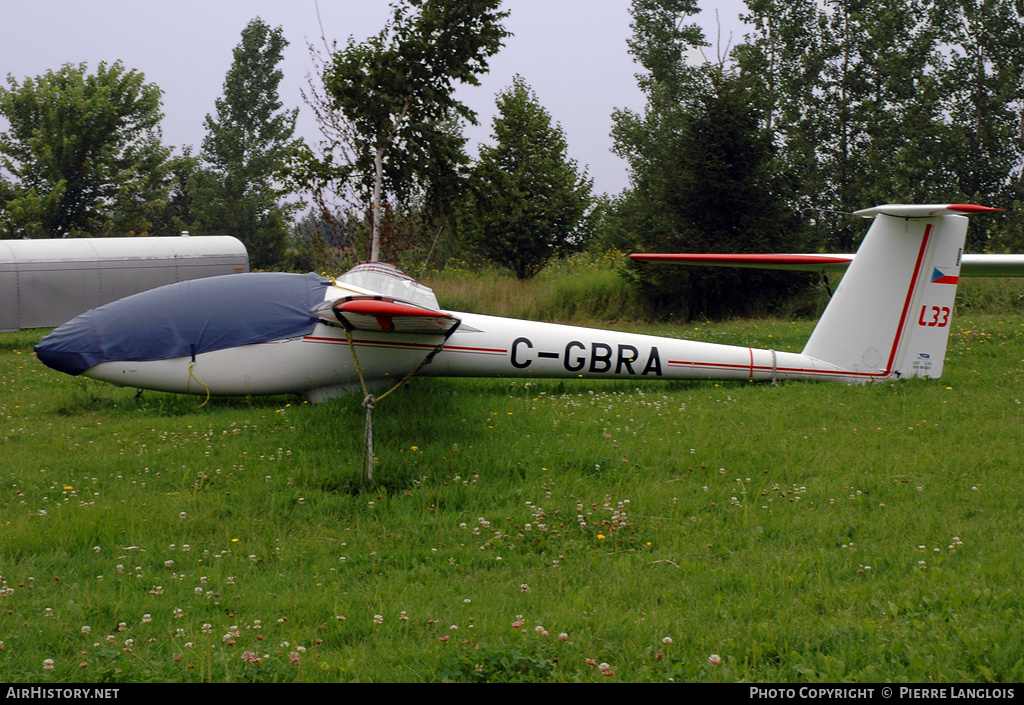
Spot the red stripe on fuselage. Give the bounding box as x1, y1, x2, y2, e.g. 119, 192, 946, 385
666, 225, 934, 380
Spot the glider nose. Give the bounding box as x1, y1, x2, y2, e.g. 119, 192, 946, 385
35, 314, 107, 376
35, 272, 331, 378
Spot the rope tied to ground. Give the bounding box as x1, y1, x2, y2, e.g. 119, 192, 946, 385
342, 319, 459, 488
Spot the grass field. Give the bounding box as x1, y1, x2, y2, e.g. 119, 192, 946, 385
2, 306, 1024, 682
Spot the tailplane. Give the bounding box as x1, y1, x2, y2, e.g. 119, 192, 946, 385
802, 205, 994, 379
630, 204, 1003, 381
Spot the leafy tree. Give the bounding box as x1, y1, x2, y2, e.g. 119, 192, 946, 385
814, 0, 946, 248
610, 0, 707, 177
733, 0, 830, 225
0, 61, 171, 237
149, 146, 199, 237
607, 0, 811, 319
733, 0, 1024, 251
285, 207, 357, 274
313, 0, 510, 262
932, 0, 1024, 250
190, 18, 301, 268
736, 0, 948, 250
460, 76, 594, 280
623, 0, 707, 98
611, 69, 809, 318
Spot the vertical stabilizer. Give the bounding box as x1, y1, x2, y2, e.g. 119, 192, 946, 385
802, 206, 972, 380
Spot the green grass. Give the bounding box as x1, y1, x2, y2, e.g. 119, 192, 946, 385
2, 311, 1024, 683
423, 251, 653, 323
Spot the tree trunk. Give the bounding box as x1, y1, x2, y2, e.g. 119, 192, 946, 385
371, 146, 383, 262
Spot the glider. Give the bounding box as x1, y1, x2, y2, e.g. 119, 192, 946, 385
34, 204, 1015, 401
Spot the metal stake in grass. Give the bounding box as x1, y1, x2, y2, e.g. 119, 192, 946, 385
362, 394, 375, 486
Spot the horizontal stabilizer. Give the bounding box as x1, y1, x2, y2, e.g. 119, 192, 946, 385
854, 204, 1003, 218
312, 295, 459, 334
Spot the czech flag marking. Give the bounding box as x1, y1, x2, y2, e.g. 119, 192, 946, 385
932, 267, 959, 285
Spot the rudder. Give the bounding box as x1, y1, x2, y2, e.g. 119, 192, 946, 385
802, 206, 970, 380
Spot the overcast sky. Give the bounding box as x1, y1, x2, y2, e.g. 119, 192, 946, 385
1, 0, 749, 197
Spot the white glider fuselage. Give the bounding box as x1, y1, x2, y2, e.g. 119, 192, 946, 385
81, 295, 847, 402
36, 204, 1005, 400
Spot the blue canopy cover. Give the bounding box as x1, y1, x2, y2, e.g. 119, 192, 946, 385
35, 272, 330, 375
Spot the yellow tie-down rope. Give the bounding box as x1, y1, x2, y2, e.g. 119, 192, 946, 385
342, 316, 460, 487
186, 361, 211, 407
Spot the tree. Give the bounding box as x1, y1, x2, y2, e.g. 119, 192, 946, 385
732, 0, 830, 223
612, 69, 809, 318
149, 146, 199, 237
608, 0, 810, 319
315, 0, 509, 261
190, 18, 301, 268
932, 0, 1024, 251
733, 0, 1024, 251
461, 76, 594, 280
735, 0, 949, 250
814, 0, 947, 248
0, 61, 171, 238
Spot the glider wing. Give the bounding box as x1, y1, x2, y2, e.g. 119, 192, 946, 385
629, 253, 1024, 277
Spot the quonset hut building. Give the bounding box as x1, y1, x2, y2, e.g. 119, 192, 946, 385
0, 236, 249, 332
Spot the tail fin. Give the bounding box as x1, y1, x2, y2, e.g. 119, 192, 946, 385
802, 205, 992, 380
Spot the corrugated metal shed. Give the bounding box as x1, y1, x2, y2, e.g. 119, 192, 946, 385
0, 236, 249, 331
